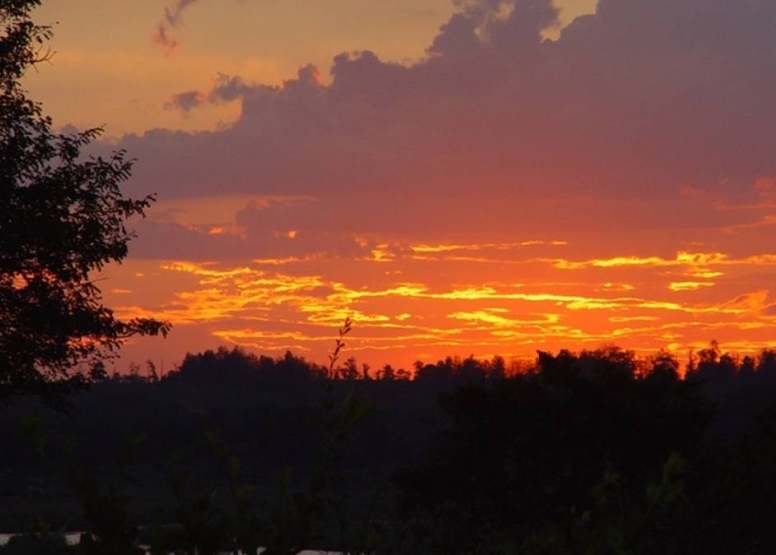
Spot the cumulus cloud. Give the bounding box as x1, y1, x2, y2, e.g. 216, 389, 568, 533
121, 0, 776, 252
428, 0, 559, 57
427, 12, 482, 58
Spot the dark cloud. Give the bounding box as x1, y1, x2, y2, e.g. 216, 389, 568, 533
429, 0, 558, 57
129, 197, 371, 261
164, 74, 252, 113
165, 0, 199, 28
164, 90, 204, 113
124, 0, 776, 245
488, 0, 559, 55
153, 0, 200, 55
152, 23, 178, 56
427, 12, 482, 58
209, 73, 252, 103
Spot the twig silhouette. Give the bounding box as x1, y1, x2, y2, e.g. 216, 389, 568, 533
328, 316, 353, 380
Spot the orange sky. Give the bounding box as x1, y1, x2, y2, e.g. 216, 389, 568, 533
25, 0, 776, 371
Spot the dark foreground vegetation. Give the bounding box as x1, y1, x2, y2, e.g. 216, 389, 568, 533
3, 342, 776, 554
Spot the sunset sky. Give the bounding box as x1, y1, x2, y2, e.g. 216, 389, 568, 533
25, 0, 776, 371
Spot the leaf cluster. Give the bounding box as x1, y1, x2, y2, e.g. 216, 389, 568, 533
1, 0, 170, 403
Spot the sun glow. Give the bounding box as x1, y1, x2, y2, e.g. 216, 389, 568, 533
108, 236, 776, 370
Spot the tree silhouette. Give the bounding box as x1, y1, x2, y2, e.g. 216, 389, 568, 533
1, 1, 170, 403
395, 347, 712, 554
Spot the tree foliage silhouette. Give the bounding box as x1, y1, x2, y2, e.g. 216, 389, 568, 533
0, 0, 170, 403
394, 347, 713, 554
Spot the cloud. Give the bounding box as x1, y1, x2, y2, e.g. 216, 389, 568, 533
164, 73, 253, 113
164, 68, 324, 115
126, 0, 776, 203
763, 304, 776, 317
153, 0, 200, 55
209, 73, 252, 102
127, 195, 372, 262
110, 239, 776, 367
113, 0, 776, 284
164, 90, 204, 113
165, 0, 199, 27
721, 290, 771, 314
427, 12, 482, 58
151, 24, 178, 56
430, 0, 560, 55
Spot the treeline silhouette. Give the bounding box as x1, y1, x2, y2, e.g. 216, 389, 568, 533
2, 342, 776, 553
163, 341, 776, 387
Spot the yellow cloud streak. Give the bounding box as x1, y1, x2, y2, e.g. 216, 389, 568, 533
411, 240, 567, 253
111, 256, 775, 368
552, 251, 776, 270
448, 310, 561, 328
669, 282, 716, 292
122, 259, 773, 330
